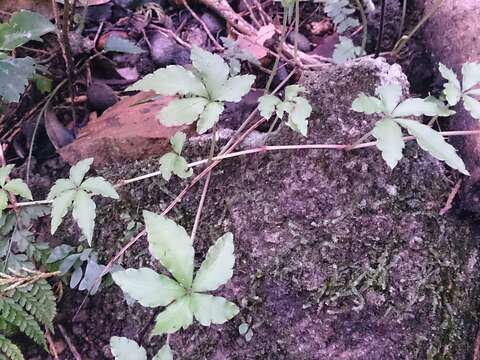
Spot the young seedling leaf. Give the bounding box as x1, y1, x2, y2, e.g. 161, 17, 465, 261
104, 36, 144, 55
284, 85, 305, 102
72, 190, 96, 244
392, 97, 455, 117
0, 164, 14, 187
4, 178, 33, 200
127, 66, 207, 97
192, 232, 235, 292
69, 158, 94, 186
152, 296, 193, 335
170, 132, 187, 154
159, 97, 209, 127
80, 177, 119, 199
110, 337, 147, 360
258, 94, 281, 118
159, 153, 193, 181
50, 189, 76, 234
112, 268, 185, 307
351, 93, 385, 114
47, 179, 76, 200
197, 102, 224, 134
438, 63, 462, 106
463, 95, 480, 119
153, 344, 174, 360
190, 293, 239, 326
395, 118, 469, 175
191, 46, 229, 95
372, 118, 405, 169
144, 211, 194, 288
0, 190, 8, 212
213, 75, 255, 102
286, 97, 312, 137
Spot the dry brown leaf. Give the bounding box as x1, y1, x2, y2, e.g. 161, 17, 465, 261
59, 92, 191, 167
1, 0, 53, 18
237, 23, 275, 60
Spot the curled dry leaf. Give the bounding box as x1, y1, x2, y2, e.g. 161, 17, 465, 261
236, 24, 275, 61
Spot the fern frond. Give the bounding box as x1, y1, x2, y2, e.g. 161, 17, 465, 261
10, 280, 56, 331
322, 0, 360, 33
0, 334, 24, 360
0, 297, 46, 350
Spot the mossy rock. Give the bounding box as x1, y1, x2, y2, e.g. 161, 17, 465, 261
57, 58, 480, 359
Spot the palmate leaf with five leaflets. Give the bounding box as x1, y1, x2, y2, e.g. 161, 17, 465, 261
113, 212, 239, 339
258, 85, 312, 136
48, 158, 119, 245
158, 132, 193, 182
351, 84, 467, 173
127, 46, 255, 134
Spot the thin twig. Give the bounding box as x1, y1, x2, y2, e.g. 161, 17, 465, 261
182, 0, 223, 50
439, 179, 462, 215
375, 0, 386, 57
58, 325, 82, 360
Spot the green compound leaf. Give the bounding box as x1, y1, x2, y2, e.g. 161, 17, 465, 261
351, 93, 385, 114
372, 118, 405, 169
193, 232, 235, 292
212, 75, 255, 102
112, 268, 185, 307
144, 211, 194, 288
159, 97, 209, 127
197, 102, 224, 134
47, 179, 76, 200
110, 337, 147, 360
159, 153, 193, 181
190, 293, 239, 326
80, 177, 119, 199
4, 179, 32, 200
153, 344, 174, 360
375, 84, 402, 114
0, 165, 14, 187
463, 94, 480, 119
396, 118, 469, 175
152, 296, 193, 336
104, 36, 144, 55
0, 57, 36, 103
69, 158, 94, 186
438, 63, 462, 106
0, 10, 55, 51
72, 190, 96, 245
462, 62, 480, 91
284, 85, 305, 102
258, 94, 281, 118
191, 46, 229, 95
332, 36, 363, 64
50, 189, 76, 235
127, 65, 207, 97
170, 132, 187, 154
286, 97, 312, 137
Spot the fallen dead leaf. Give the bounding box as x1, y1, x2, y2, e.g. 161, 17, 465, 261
237, 23, 275, 60
1, 0, 53, 18
59, 92, 191, 167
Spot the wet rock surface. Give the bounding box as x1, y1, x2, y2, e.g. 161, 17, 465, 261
53, 59, 480, 359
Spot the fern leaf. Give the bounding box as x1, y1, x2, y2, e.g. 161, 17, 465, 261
322, 0, 360, 33
11, 280, 56, 331
0, 297, 46, 350
0, 334, 24, 360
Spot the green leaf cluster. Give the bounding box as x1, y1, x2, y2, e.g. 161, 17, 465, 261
0, 278, 57, 359
127, 46, 255, 134
332, 36, 363, 64
112, 211, 239, 338
351, 84, 468, 174
48, 158, 119, 245
258, 85, 312, 136
0, 10, 55, 103
322, 0, 360, 33
159, 132, 193, 181
0, 165, 32, 217
110, 337, 173, 360
439, 62, 480, 119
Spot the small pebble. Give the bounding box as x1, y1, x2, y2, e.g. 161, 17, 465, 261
287, 32, 312, 52
87, 83, 118, 113
149, 32, 178, 66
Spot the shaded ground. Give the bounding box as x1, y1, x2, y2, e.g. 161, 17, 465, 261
32, 59, 480, 359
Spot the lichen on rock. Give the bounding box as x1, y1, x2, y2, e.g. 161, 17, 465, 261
61, 58, 480, 359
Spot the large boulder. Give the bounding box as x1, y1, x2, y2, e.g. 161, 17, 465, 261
57, 58, 480, 359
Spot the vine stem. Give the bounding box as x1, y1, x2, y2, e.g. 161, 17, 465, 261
353, 0, 368, 53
